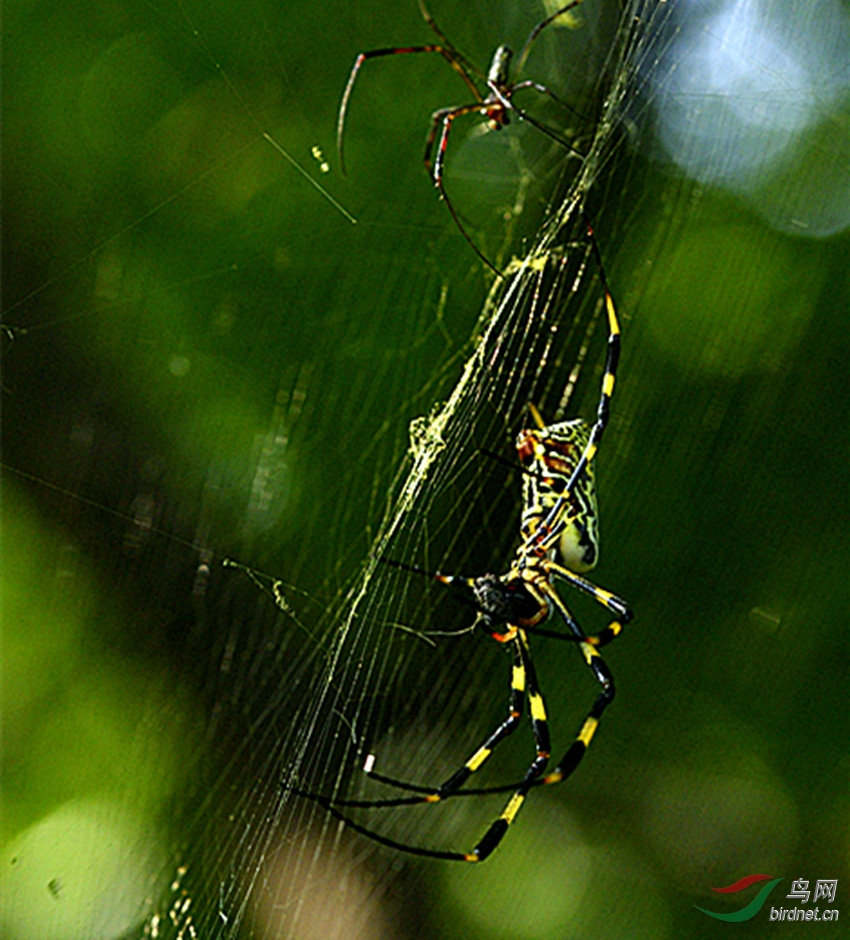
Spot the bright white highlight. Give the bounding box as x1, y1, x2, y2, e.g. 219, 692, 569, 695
651, 0, 850, 236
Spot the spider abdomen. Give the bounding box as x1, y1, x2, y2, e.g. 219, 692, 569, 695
517, 418, 600, 572
486, 45, 512, 87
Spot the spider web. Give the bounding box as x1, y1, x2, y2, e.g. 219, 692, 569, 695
123, 3, 671, 936
1, 2, 671, 936
6, 1, 848, 939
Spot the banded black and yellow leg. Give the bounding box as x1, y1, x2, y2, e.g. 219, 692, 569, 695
513, 629, 552, 785
365, 629, 550, 800
431, 651, 612, 805
534, 233, 622, 539
296, 772, 532, 863
540, 642, 615, 787
291, 632, 553, 864
545, 559, 632, 648
464, 783, 532, 862
567, 277, 618, 483
320, 641, 526, 805
371, 636, 528, 798
455, 631, 554, 863
301, 778, 537, 863
536, 577, 585, 640
291, 642, 614, 861
308, 798, 473, 863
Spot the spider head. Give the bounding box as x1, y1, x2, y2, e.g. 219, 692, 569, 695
434, 571, 548, 638
469, 573, 547, 637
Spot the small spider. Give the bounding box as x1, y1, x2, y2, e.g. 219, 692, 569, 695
337, 0, 588, 273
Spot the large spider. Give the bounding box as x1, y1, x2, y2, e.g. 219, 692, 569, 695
297, 229, 633, 862
337, 0, 588, 273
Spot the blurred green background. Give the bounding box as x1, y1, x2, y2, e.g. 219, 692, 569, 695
2, 0, 848, 938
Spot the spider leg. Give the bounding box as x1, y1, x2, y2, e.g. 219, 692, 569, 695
417, 0, 482, 81
486, 81, 584, 158
337, 46, 482, 174
545, 558, 632, 647
298, 636, 529, 804
516, 1, 586, 75
426, 104, 504, 276
510, 79, 572, 111
566, 229, 621, 492
532, 233, 621, 543
368, 628, 550, 798
437, 632, 615, 864
293, 557, 622, 860
312, 629, 550, 803
314, 801, 473, 861
415, 629, 607, 862
289, 631, 553, 862
422, 105, 470, 176
511, 79, 588, 142
522, 576, 616, 791
539, 642, 614, 787
301, 632, 612, 846
314, 609, 615, 807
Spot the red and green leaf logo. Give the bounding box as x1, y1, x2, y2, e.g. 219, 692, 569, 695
695, 874, 784, 922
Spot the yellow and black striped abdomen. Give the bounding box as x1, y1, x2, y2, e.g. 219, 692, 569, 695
516, 418, 599, 572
